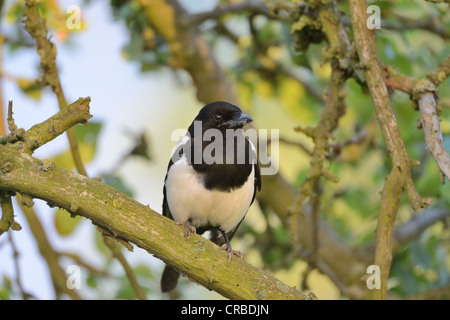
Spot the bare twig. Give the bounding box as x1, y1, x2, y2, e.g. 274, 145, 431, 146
382, 64, 418, 95
290, 64, 344, 220
408, 283, 450, 300
8, 231, 35, 299
329, 127, 367, 159
22, 0, 88, 176
187, 0, 283, 25
103, 236, 147, 300
357, 206, 449, 265
0, 192, 21, 236
341, 16, 450, 40
289, 0, 350, 221
17, 196, 82, 300
427, 55, 450, 88
24, 97, 92, 152
7, 101, 16, 133
276, 136, 313, 156
137, 0, 239, 104
392, 208, 449, 250
413, 80, 450, 182
383, 55, 450, 95
0, 32, 5, 137
59, 252, 108, 276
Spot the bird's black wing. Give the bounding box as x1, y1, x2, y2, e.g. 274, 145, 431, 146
252, 161, 261, 204
162, 157, 174, 221
161, 147, 183, 292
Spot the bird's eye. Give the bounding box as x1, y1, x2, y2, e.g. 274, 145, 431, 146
214, 114, 223, 123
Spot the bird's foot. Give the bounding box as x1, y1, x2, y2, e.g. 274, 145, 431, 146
221, 242, 243, 261
176, 220, 196, 239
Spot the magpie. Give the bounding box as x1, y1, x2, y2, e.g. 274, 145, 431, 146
160, 101, 261, 292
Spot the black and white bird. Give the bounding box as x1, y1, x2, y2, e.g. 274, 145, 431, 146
160, 101, 261, 292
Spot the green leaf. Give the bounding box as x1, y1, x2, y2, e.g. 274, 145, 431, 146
51, 122, 103, 168
74, 122, 103, 148
54, 208, 82, 236
133, 264, 154, 280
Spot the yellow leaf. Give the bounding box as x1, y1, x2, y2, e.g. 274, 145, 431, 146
278, 78, 315, 124
51, 141, 96, 170
312, 60, 331, 80
340, 144, 364, 163
17, 78, 42, 100
238, 36, 252, 49
267, 46, 283, 61
441, 118, 450, 134
237, 83, 252, 107
255, 79, 273, 99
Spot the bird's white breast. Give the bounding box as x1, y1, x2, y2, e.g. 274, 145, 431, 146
165, 155, 255, 233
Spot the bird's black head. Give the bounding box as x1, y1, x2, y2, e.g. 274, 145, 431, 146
192, 101, 253, 132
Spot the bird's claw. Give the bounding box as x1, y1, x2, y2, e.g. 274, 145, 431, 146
176, 220, 196, 239
221, 243, 243, 261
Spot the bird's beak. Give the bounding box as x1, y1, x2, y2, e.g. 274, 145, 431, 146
225, 113, 253, 128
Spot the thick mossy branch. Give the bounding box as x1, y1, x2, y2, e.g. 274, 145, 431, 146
0, 97, 309, 299
0, 145, 311, 300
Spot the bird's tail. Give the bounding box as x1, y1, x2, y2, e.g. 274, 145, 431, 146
161, 264, 181, 292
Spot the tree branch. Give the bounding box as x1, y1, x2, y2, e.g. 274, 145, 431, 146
103, 235, 147, 300
290, 64, 345, 228
25, 97, 92, 152
17, 197, 82, 299
187, 0, 282, 26
22, 0, 88, 176
392, 207, 449, 250
413, 80, 450, 182
382, 64, 418, 95
427, 55, 450, 88
0, 95, 311, 299
0, 143, 312, 300
0, 30, 5, 137
349, 0, 432, 299
0, 191, 21, 236
137, 0, 239, 104
8, 230, 35, 299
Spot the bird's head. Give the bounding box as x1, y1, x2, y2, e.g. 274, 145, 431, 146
193, 101, 253, 132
